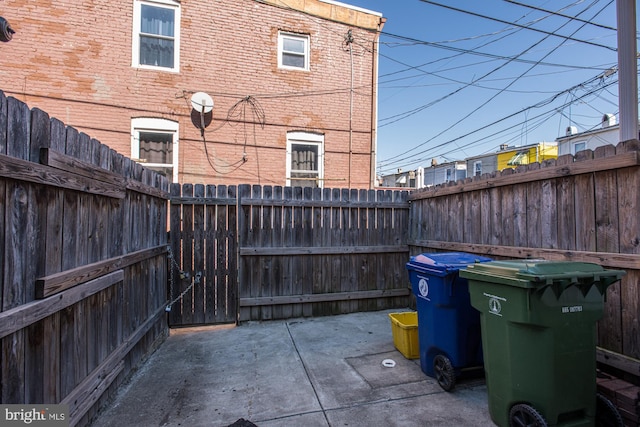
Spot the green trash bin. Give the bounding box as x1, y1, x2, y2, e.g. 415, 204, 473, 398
460, 260, 625, 427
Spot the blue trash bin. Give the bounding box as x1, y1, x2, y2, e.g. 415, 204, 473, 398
406, 252, 492, 391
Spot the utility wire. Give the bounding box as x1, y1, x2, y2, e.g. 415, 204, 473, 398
380, 0, 612, 163
377, 0, 611, 75
381, 15, 564, 146
381, 69, 618, 168
378, 5, 536, 99
377, 77, 618, 174
380, 65, 616, 94
503, 0, 617, 31
379, 32, 607, 71
375, 42, 612, 126
378, 61, 615, 116
418, 0, 616, 51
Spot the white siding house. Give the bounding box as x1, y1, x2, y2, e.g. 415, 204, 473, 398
556, 114, 635, 156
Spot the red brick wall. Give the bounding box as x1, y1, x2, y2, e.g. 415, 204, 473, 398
1, 0, 381, 188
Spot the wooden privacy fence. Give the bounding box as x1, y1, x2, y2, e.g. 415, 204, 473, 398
168, 184, 411, 325
0, 92, 169, 426
408, 141, 640, 367
238, 185, 410, 321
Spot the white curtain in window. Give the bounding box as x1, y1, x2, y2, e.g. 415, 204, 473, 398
140, 5, 174, 68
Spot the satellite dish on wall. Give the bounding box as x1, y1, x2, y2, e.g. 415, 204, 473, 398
190, 92, 214, 113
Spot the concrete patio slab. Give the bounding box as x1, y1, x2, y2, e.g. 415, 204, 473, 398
89, 310, 493, 427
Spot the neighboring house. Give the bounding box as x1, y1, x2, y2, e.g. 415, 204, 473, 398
465, 152, 497, 179
496, 142, 557, 170
379, 169, 418, 188
556, 113, 636, 156
423, 161, 466, 187
1, 0, 385, 188
466, 142, 557, 178
380, 142, 556, 189
379, 160, 466, 189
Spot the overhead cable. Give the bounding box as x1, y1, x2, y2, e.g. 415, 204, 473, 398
418, 0, 616, 51
406, 0, 612, 153
379, 32, 610, 71
378, 71, 618, 169
503, 0, 617, 31
380, 0, 613, 163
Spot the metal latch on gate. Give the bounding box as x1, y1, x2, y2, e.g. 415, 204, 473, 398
165, 271, 202, 312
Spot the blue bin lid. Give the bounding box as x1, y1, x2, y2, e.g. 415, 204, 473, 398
406, 252, 492, 276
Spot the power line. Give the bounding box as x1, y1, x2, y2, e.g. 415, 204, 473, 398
411, 0, 613, 156
374, 47, 611, 127
380, 66, 616, 94
379, 0, 613, 163
378, 78, 615, 174
378, 6, 535, 85
377, 72, 618, 172
417, 0, 617, 52
380, 11, 576, 146
503, 0, 617, 31
379, 32, 609, 71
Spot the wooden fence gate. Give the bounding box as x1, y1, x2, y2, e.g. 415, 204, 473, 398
168, 184, 238, 326
168, 183, 411, 327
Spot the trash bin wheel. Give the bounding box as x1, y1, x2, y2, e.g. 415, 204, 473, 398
433, 354, 456, 391
596, 393, 623, 427
509, 403, 547, 427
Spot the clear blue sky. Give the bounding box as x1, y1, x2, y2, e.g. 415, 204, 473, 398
342, 0, 627, 176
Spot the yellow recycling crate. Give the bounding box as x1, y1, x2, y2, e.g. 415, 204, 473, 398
389, 312, 420, 359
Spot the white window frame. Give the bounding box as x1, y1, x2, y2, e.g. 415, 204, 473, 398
286, 132, 324, 187
445, 168, 452, 182
278, 32, 310, 71
573, 141, 586, 155
131, 118, 179, 182
473, 161, 482, 177
132, 0, 180, 72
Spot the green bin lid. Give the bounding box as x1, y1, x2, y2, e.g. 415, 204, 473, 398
460, 259, 625, 288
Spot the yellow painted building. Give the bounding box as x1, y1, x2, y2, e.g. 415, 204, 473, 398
496, 142, 558, 171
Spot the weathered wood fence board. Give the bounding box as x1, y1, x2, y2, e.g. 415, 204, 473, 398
409, 141, 640, 362
0, 92, 169, 427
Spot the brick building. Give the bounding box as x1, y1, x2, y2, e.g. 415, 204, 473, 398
1, 0, 384, 188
